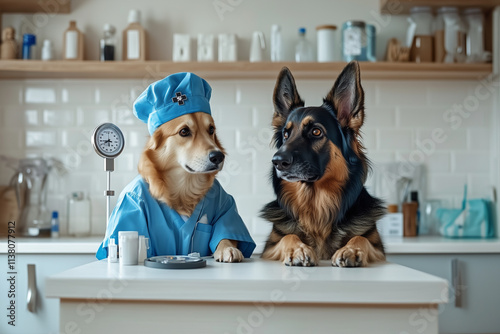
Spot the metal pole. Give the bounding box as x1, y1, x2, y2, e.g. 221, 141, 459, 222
106, 170, 111, 228
104, 158, 115, 229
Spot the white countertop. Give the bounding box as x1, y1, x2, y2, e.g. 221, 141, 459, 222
46, 258, 448, 305
2, 235, 499, 254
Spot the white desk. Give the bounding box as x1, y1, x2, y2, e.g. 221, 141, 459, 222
46, 258, 448, 334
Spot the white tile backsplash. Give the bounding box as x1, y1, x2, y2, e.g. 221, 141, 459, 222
0, 78, 495, 239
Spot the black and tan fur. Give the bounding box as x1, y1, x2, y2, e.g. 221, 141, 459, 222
261, 61, 386, 267
138, 112, 242, 262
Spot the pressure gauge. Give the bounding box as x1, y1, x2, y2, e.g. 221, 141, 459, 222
92, 123, 125, 159
91, 123, 125, 228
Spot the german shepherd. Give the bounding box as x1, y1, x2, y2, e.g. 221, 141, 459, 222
138, 112, 243, 262
261, 61, 386, 267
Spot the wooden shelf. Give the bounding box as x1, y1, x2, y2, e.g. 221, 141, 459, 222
381, 0, 500, 14
0, 60, 492, 80
0, 0, 70, 13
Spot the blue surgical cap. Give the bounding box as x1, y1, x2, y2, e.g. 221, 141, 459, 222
133, 72, 212, 135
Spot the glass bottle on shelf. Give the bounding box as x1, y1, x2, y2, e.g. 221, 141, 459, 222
100, 24, 116, 61
295, 27, 314, 62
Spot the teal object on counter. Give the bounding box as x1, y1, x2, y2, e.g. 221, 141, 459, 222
96, 176, 256, 260
437, 185, 494, 238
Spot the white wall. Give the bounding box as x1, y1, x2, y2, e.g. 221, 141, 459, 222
0, 0, 496, 245
0, 78, 495, 245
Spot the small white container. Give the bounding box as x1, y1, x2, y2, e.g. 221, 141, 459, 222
270, 24, 283, 62
218, 34, 237, 62
41, 39, 54, 60
173, 34, 191, 62
316, 25, 337, 62
197, 34, 214, 62
108, 238, 118, 263
119, 231, 139, 265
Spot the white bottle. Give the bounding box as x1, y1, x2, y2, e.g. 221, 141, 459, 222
108, 238, 118, 263
123, 9, 146, 61
119, 231, 139, 265
270, 24, 283, 62
138, 235, 149, 264
67, 191, 91, 236
41, 39, 54, 60
295, 27, 314, 62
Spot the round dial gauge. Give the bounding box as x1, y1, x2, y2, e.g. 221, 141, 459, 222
92, 123, 125, 159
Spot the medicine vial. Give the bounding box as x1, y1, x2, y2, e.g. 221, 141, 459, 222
108, 238, 118, 263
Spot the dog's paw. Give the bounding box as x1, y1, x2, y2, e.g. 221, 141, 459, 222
214, 246, 243, 263
332, 246, 367, 267
284, 244, 318, 267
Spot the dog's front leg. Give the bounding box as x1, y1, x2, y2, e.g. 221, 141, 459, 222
332, 235, 385, 267
214, 239, 243, 263
262, 234, 317, 266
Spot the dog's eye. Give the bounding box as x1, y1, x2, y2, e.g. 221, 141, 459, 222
283, 131, 289, 139
311, 128, 322, 137
179, 128, 190, 137
208, 125, 215, 135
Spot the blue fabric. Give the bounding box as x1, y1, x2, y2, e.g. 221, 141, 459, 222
133, 72, 212, 135
96, 175, 256, 260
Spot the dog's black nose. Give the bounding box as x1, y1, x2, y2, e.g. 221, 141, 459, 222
272, 152, 293, 171
209, 151, 225, 165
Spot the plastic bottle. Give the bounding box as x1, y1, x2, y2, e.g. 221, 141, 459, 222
295, 27, 314, 62
41, 39, 54, 60
22, 34, 36, 60
51, 211, 59, 238
63, 21, 84, 60
270, 24, 283, 62
100, 24, 116, 61
108, 238, 118, 263
122, 9, 147, 61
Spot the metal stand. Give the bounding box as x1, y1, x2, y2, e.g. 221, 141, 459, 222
104, 158, 115, 228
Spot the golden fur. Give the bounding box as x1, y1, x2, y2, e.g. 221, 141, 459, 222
137, 112, 241, 262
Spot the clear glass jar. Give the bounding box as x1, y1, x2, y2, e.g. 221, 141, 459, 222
463, 8, 486, 63
342, 21, 367, 61
406, 6, 433, 47
441, 7, 466, 63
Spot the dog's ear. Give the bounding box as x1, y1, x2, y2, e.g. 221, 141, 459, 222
272, 67, 304, 129
324, 61, 365, 132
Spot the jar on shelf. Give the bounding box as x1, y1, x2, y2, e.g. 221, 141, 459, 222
407, 6, 434, 63
463, 8, 489, 63
316, 25, 337, 62
440, 7, 466, 63
341, 21, 367, 61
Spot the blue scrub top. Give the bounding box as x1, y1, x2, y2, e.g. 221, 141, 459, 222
96, 175, 256, 260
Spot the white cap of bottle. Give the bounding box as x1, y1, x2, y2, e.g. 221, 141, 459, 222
128, 9, 141, 24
